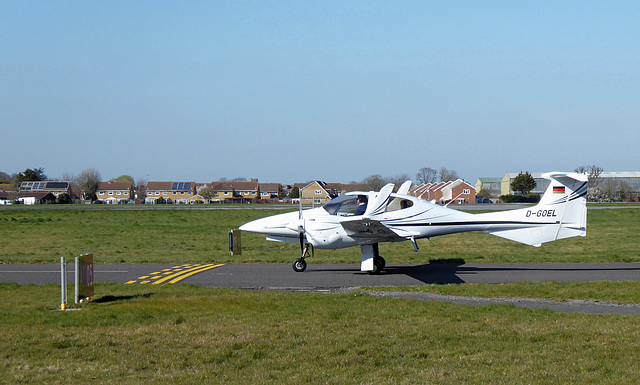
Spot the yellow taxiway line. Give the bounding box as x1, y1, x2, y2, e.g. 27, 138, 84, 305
124, 263, 225, 285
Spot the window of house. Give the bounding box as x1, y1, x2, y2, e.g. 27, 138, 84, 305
315, 190, 321, 195
463, 189, 470, 195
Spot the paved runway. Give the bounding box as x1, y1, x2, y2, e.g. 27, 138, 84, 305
4, 262, 640, 315
3, 262, 640, 288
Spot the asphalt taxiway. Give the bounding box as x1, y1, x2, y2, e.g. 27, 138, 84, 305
3, 262, 640, 288
4, 262, 640, 315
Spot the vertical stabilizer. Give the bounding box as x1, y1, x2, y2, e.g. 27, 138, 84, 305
542, 172, 588, 241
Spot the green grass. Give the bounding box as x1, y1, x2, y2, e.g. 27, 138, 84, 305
1, 207, 639, 264
2, 282, 640, 384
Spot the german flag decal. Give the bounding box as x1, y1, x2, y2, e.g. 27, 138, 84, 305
553, 186, 565, 194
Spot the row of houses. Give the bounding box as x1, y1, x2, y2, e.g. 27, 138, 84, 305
143, 180, 366, 205
411, 179, 476, 205
1, 178, 478, 206
3, 171, 640, 205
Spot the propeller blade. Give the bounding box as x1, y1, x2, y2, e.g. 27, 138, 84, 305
299, 232, 304, 252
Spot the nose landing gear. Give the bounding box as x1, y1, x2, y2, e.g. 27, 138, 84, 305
292, 243, 313, 272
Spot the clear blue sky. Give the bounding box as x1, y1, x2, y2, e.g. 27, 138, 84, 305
2, 1, 638, 184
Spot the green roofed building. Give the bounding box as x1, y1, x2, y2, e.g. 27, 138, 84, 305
474, 178, 502, 198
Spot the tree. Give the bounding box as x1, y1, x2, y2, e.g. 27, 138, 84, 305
416, 167, 437, 184
110, 175, 134, 183
439, 167, 458, 182
476, 188, 493, 199
0, 171, 12, 184
76, 168, 101, 202
14, 168, 47, 190
289, 187, 299, 199
511, 171, 536, 195
13, 167, 47, 191
360, 174, 387, 191
136, 178, 148, 200
575, 165, 604, 202
57, 193, 72, 204
198, 185, 217, 202
388, 173, 411, 191
574, 164, 603, 189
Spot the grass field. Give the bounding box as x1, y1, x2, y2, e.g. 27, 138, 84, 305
2, 207, 640, 383
1, 207, 639, 264
3, 282, 640, 384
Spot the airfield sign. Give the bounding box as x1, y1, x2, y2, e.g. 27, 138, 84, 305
75, 253, 94, 303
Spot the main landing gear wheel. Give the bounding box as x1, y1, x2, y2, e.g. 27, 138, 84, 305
292, 258, 307, 272
369, 256, 386, 275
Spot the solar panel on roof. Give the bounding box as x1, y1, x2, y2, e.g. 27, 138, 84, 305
171, 182, 190, 190
46, 182, 67, 189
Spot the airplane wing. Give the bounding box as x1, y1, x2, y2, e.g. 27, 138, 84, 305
340, 217, 410, 242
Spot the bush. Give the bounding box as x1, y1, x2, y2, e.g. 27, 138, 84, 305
56, 193, 72, 204
499, 194, 540, 203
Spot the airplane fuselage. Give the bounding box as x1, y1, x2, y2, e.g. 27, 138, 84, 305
239, 173, 588, 273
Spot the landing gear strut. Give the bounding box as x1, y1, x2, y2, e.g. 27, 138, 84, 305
293, 243, 313, 272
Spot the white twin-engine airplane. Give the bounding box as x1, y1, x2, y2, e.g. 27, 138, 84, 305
239, 172, 588, 274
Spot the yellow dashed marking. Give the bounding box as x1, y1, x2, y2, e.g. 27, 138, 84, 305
125, 264, 225, 285
167, 264, 225, 284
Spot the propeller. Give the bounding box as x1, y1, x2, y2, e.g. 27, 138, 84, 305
296, 199, 313, 258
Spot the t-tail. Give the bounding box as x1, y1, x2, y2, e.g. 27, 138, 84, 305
477, 172, 588, 247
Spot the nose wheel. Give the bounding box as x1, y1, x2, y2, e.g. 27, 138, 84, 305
292, 243, 313, 272
292, 257, 307, 272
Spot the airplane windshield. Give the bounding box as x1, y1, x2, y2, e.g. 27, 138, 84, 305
322, 195, 360, 216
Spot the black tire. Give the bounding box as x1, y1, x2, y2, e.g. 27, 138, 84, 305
371, 256, 385, 275
369, 257, 384, 275
292, 258, 307, 272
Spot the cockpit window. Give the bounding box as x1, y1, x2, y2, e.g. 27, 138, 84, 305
386, 198, 413, 212
322, 195, 359, 216
323, 194, 414, 216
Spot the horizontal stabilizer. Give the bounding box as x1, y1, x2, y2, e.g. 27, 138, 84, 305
487, 228, 554, 247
